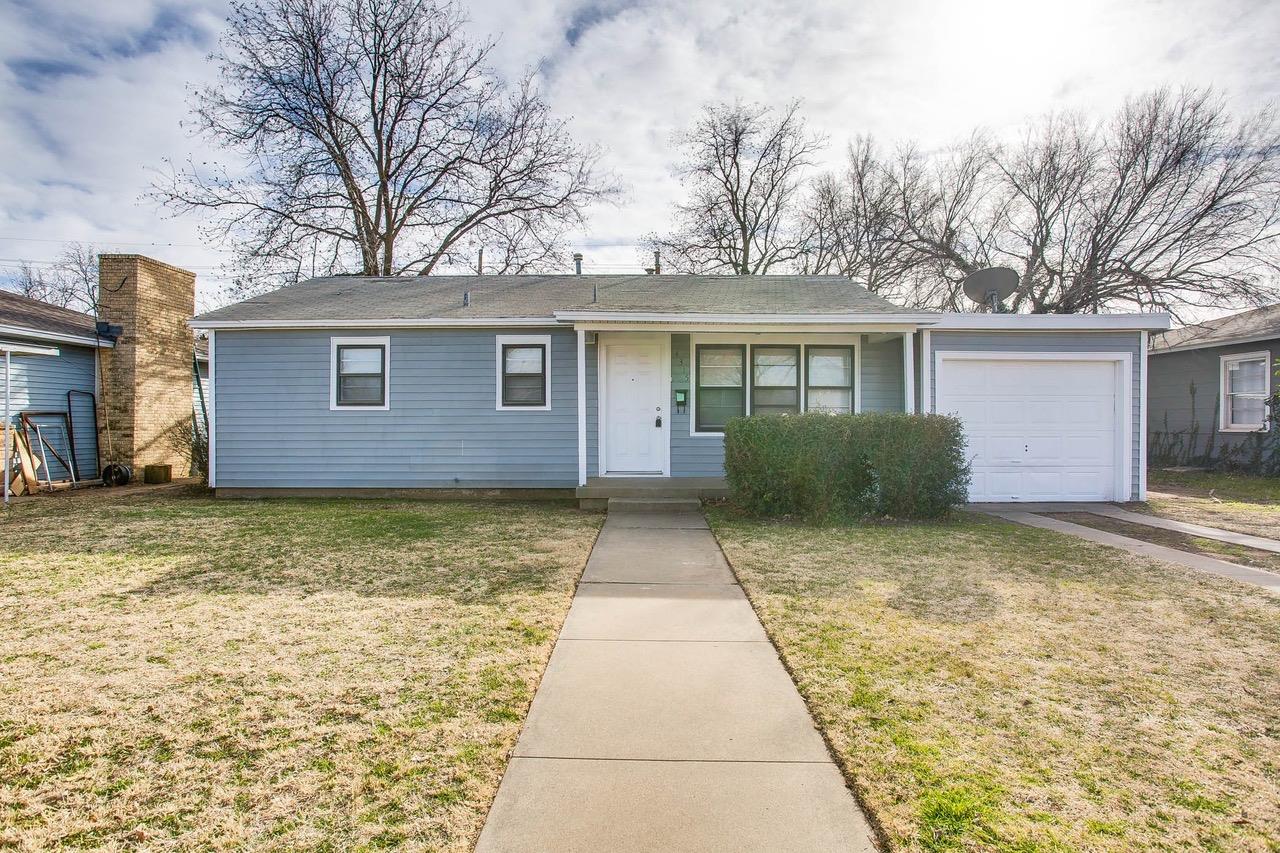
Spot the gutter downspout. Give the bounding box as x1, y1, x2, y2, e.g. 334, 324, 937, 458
3, 350, 9, 507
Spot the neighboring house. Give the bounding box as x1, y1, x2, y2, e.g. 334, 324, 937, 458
2, 255, 209, 488
1148, 304, 1280, 469
191, 275, 1170, 503
0, 291, 112, 481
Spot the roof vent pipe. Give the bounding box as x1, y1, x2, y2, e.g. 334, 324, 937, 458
463, 290, 470, 307
573, 252, 583, 275
592, 283, 598, 303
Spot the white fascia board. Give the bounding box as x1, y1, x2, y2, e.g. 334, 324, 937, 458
0, 323, 113, 348
930, 312, 1172, 331
553, 310, 939, 325
187, 317, 560, 330
0, 339, 60, 356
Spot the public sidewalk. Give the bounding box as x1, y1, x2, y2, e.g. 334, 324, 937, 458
476, 506, 878, 852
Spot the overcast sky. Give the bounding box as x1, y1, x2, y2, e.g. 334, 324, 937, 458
1, 0, 1277, 308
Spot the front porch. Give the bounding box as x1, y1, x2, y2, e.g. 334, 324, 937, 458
574, 326, 920, 488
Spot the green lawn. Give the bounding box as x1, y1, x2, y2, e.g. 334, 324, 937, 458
708, 507, 1280, 852
0, 489, 601, 850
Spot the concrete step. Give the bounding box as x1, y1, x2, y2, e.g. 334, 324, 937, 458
607, 497, 702, 513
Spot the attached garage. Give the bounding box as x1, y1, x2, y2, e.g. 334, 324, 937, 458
935, 354, 1130, 502
924, 319, 1158, 504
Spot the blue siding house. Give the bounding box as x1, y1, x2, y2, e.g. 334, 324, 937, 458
191, 275, 1170, 503
1, 291, 112, 489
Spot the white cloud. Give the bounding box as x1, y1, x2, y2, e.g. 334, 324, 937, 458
0, 0, 1276, 300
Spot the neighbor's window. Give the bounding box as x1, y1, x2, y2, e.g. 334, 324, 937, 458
1221, 352, 1270, 430
696, 344, 746, 432
751, 346, 800, 415
502, 343, 547, 407
334, 342, 387, 408
805, 346, 854, 413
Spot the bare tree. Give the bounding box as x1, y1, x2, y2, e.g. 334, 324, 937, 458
811, 89, 1280, 313
154, 0, 615, 292
798, 137, 925, 300
647, 101, 825, 275
7, 244, 100, 313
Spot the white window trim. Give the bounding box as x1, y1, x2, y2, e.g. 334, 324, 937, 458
1219, 350, 1271, 433
688, 334, 861, 437
496, 334, 552, 411
330, 335, 390, 411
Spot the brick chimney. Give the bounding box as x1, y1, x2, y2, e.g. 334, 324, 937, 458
96, 255, 196, 474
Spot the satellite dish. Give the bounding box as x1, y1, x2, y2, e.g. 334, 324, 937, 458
962, 267, 1018, 312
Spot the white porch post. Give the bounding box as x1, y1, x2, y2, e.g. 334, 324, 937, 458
920, 329, 932, 413
902, 332, 916, 413
576, 328, 587, 487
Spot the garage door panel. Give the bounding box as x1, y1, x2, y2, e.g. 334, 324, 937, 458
939, 357, 1123, 503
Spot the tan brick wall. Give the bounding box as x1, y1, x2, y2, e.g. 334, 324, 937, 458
96, 255, 196, 473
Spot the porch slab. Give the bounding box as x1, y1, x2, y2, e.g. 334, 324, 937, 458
475, 757, 877, 853
581, 527, 735, 584
561, 583, 765, 641
576, 476, 729, 500
513, 639, 830, 762
604, 509, 708, 529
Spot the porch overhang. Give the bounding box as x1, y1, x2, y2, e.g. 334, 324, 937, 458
553, 309, 938, 333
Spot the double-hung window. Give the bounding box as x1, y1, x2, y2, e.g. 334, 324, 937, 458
497, 335, 551, 410
805, 346, 854, 413
695, 344, 746, 432
751, 346, 800, 415
331, 337, 389, 410
1221, 352, 1271, 431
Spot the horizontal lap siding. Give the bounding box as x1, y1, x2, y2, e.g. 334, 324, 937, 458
928, 331, 1144, 499
670, 334, 725, 477
1, 342, 98, 481
861, 337, 905, 412
213, 328, 578, 488
1148, 339, 1279, 457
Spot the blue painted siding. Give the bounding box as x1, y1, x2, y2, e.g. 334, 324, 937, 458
928, 331, 1144, 499
586, 340, 599, 478
1, 339, 98, 480
213, 328, 579, 488
861, 336, 905, 412
669, 334, 727, 477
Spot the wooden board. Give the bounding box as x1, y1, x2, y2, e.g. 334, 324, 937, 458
4, 425, 39, 496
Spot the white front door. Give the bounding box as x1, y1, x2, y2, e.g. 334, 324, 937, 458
937, 357, 1124, 502
604, 339, 667, 475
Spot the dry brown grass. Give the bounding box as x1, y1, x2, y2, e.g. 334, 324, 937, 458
708, 507, 1280, 852
1143, 470, 1280, 539
0, 488, 601, 851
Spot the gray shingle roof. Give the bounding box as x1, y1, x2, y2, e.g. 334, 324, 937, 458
0, 290, 97, 339
191, 275, 923, 324
1151, 303, 1280, 352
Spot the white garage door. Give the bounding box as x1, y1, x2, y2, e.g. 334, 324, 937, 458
937, 357, 1124, 502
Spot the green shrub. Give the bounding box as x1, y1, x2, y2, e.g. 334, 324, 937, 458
723, 412, 971, 521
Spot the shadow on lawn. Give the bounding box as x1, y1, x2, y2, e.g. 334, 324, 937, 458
1, 492, 597, 602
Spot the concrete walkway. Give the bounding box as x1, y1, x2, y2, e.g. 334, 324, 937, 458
969, 501, 1280, 554
982, 509, 1280, 594
476, 508, 877, 852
